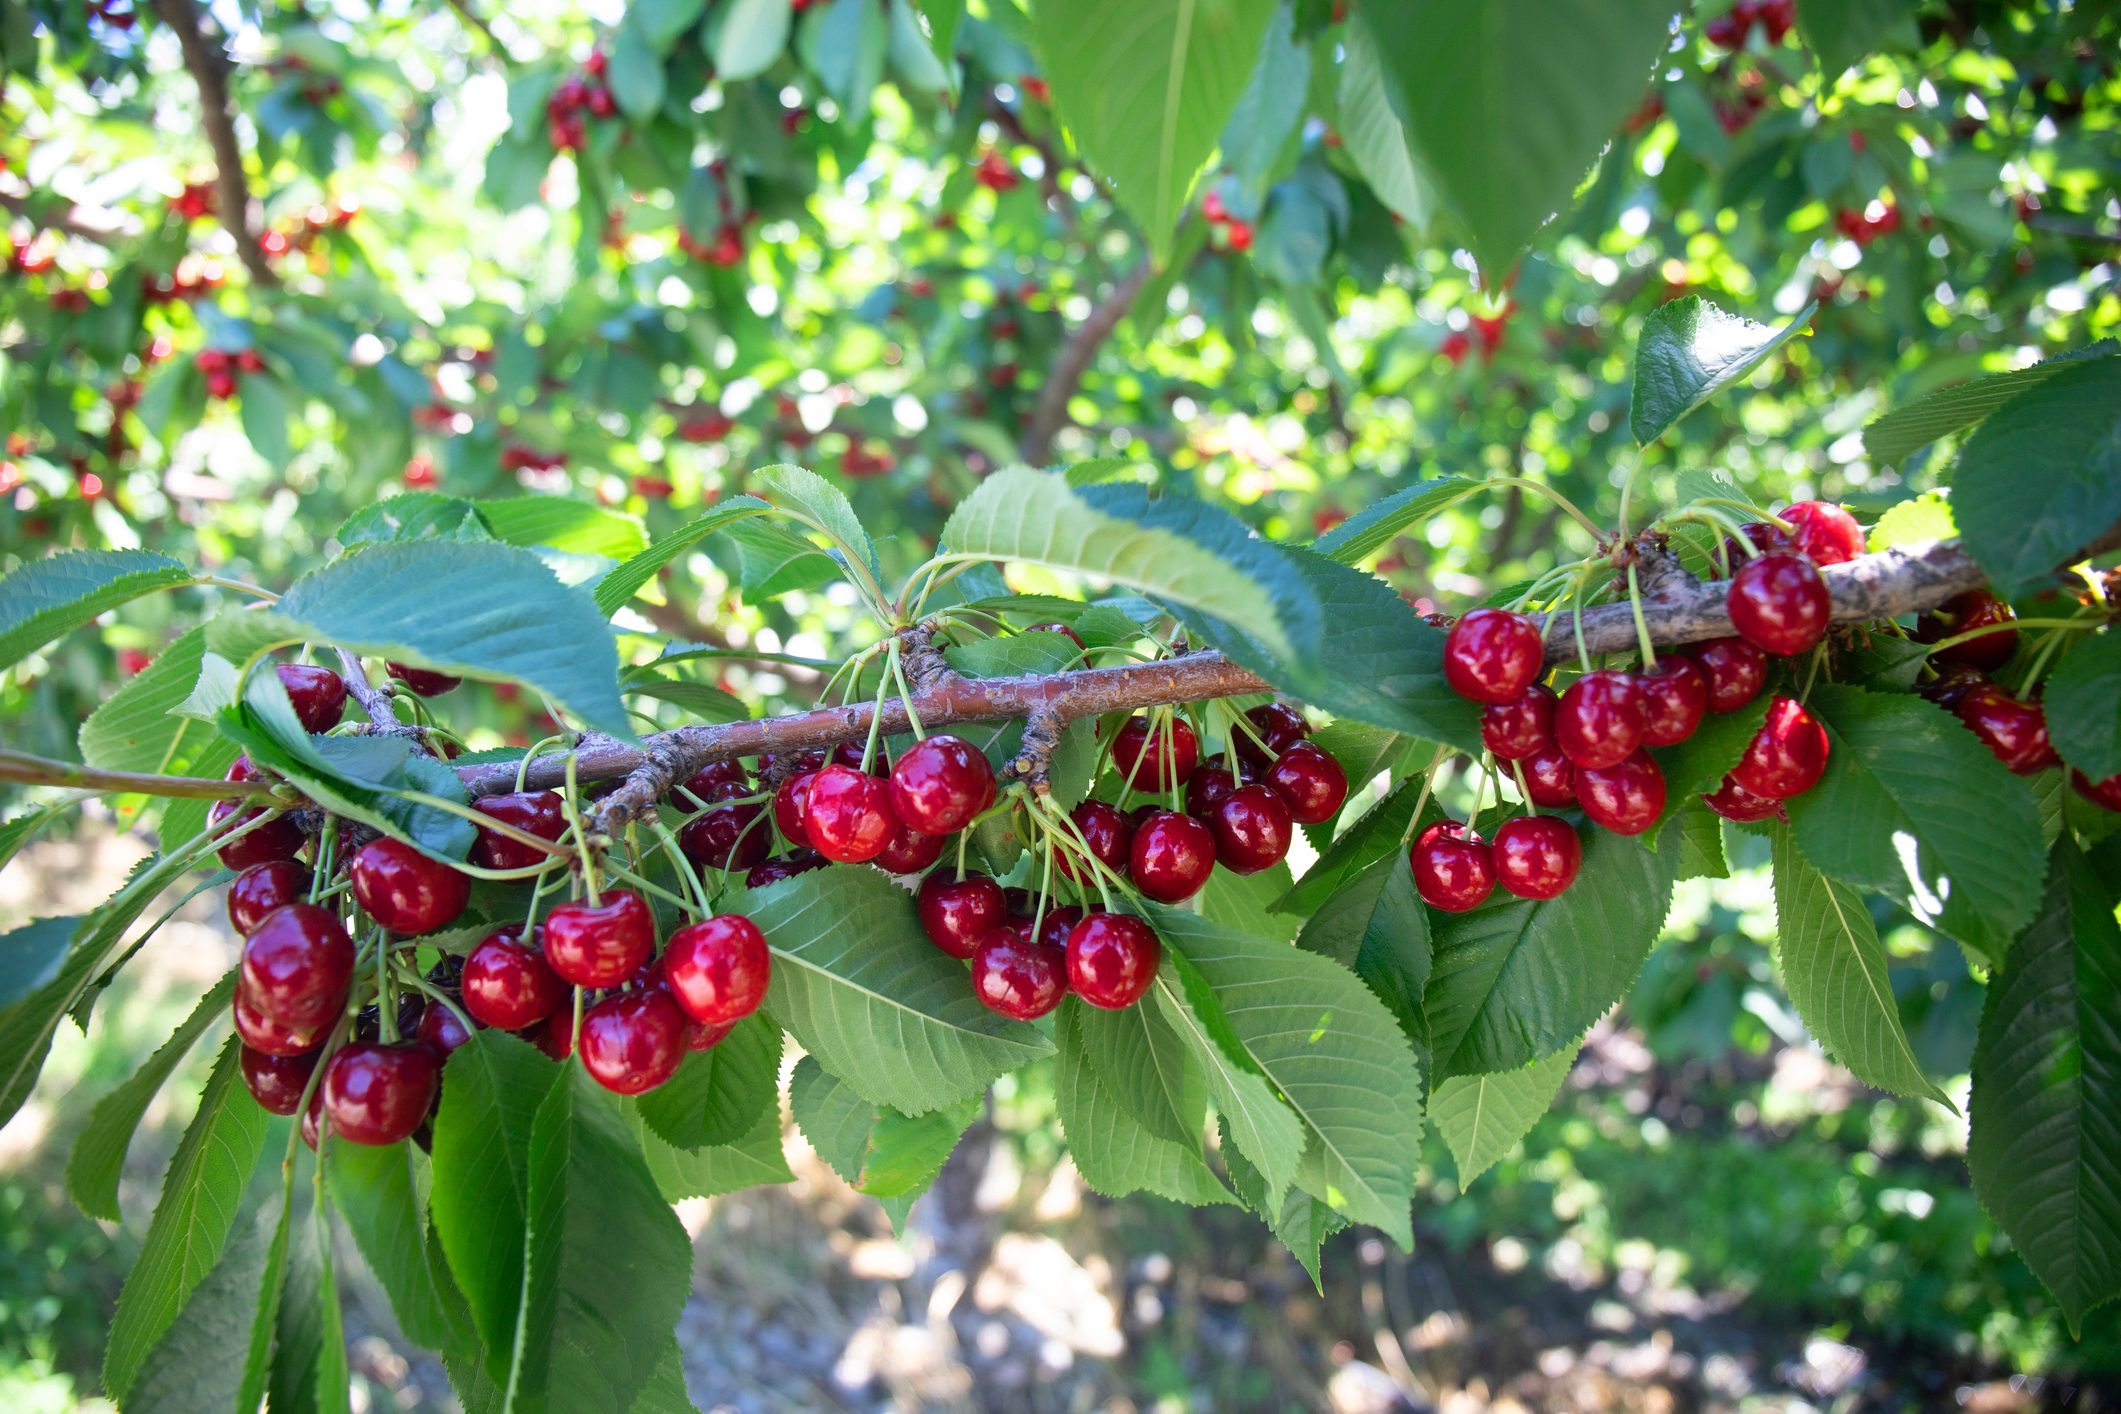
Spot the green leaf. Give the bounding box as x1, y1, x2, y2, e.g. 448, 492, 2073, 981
713, 0, 793, 80
1361, 0, 1673, 276
1967, 839, 2121, 1337
1150, 951, 1305, 1208
752, 462, 882, 586
638, 1099, 793, 1201
236, 1191, 296, 1414
477, 496, 649, 560
0, 803, 68, 879
1866, 492, 1956, 551
103, 1037, 272, 1401
1769, 825, 1952, 1106
0, 915, 76, 1012
1630, 297, 1816, 446
1312, 477, 1480, 565
79, 625, 232, 835
609, 23, 669, 119
623, 674, 749, 723
1219, 4, 1305, 191
328, 1141, 464, 1349
1335, 24, 1433, 229
1666, 805, 1728, 880
1276, 774, 1439, 915
1950, 356, 2121, 598
1785, 686, 2045, 960
2045, 631, 2121, 783
66, 971, 235, 1222
240, 374, 293, 466
792, 1055, 980, 1212
789, 1055, 876, 1181
1054, 1001, 1237, 1204
126, 1198, 274, 1414
1432, 1043, 1577, 1187
0, 548, 189, 672
1031, 0, 1277, 256
1797, 0, 1923, 78
1861, 343, 2114, 466
1219, 1114, 1343, 1289
269, 1195, 350, 1414
335, 492, 495, 548
636, 1014, 781, 1150
594, 495, 775, 614
1295, 856, 1430, 1053
1071, 989, 1207, 1148
1644, 692, 1770, 837
632, 0, 708, 51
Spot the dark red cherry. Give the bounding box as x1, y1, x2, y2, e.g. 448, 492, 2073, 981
1480, 684, 1557, 761
1919, 663, 1990, 710
543, 890, 655, 988
1209, 784, 1293, 874
1236, 702, 1310, 772
1780, 501, 1864, 566
889, 734, 996, 835
226, 755, 260, 784
829, 741, 885, 775
276, 663, 348, 734
685, 1019, 736, 1051
680, 759, 751, 801
461, 927, 570, 1030
917, 873, 1007, 959
578, 991, 688, 1095
874, 819, 947, 873
350, 838, 470, 935
970, 930, 1068, 1020
1030, 904, 1084, 952
680, 802, 771, 871
2072, 769, 2121, 812
1065, 912, 1161, 1009
663, 914, 771, 1026
1264, 743, 1348, 826
240, 902, 354, 1030
1719, 520, 1791, 569
1955, 687, 2059, 775
1730, 695, 1830, 798
1691, 637, 1767, 712
1637, 658, 1709, 747
416, 1001, 476, 1059
1184, 755, 1251, 817
745, 850, 827, 887
323, 1042, 440, 1145
1443, 609, 1546, 704
803, 764, 898, 863
1128, 810, 1217, 902
300, 1085, 325, 1150
211, 800, 307, 871
1727, 551, 1831, 656
531, 1018, 576, 1061
1491, 816, 1582, 900
772, 771, 817, 842
1576, 750, 1667, 835
1520, 746, 1579, 808
1919, 589, 2019, 672
233, 985, 325, 1057
227, 860, 312, 935
240, 1044, 319, 1115
1556, 670, 1647, 769
470, 790, 566, 870
386, 661, 462, 696
1058, 800, 1133, 883
1410, 823, 1494, 912
1112, 715, 1200, 791
1702, 774, 1786, 822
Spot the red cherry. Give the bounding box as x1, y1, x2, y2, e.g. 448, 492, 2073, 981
1058, 800, 1134, 883
1919, 590, 2019, 673
350, 838, 470, 935
233, 985, 324, 1056
1236, 702, 1310, 772
1691, 637, 1768, 712
1719, 521, 1791, 569
1780, 502, 1864, 566
1410, 823, 1494, 912
1112, 715, 1200, 791
1702, 774, 1786, 822
663, 914, 771, 1026
275, 663, 347, 733
970, 930, 1068, 1020
1556, 670, 1648, 769
889, 734, 996, 835
1185, 753, 1255, 817
1955, 688, 2059, 775
829, 741, 882, 774
1209, 785, 1293, 874
416, 1001, 476, 1059
680, 802, 771, 872
1637, 658, 1709, 747
543, 890, 655, 988
875, 819, 948, 873
681, 760, 751, 799
240, 902, 353, 1030
804, 764, 899, 863
1443, 609, 1546, 704
1492, 816, 1582, 900
1730, 696, 1830, 798
1264, 743, 1348, 825
461, 928, 569, 1030
917, 873, 1007, 958
386, 661, 462, 696
1027, 904, 1083, 952
531, 1019, 576, 1061
685, 1019, 736, 1051
1128, 810, 1217, 902
470, 790, 566, 871
227, 860, 313, 935
772, 771, 817, 841
323, 1042, 440, 1145
240, 1045, 318, 1115
1481, 684, 1558, 760
211, 800, 307, 871
1520, 746, 1579, 808
1065, 913, 1162, 1009
1728, 551, 1831, 656
2072, 770, 2121, 812
1576, 750, 1667, 835
745, 850, 826, 887
579, 991, 689, 1095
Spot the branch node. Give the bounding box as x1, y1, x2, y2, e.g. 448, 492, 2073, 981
1000, 708, 1064, 789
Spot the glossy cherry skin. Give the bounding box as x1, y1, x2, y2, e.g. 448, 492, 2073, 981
276, 663, 347, 733
804, 764, 899, 863
1128, 810, 1217, 902
1576, 750, 1667, 835
416, 1002, 476, 1059
685, 1019, 736, 1051
917, 873, 1008, 959
470, 790, 566, 870
829, 741, 884, 775
970, 930, 1068, 1020
543, 890, 655, 988
1236, 702, 1311, 772
1637, 658, 1709, 747
1556, 670, 1648, 769
1691, 637, 1768, 712
1058, 800, 1134, 883
579, 991, 688, 1095
1491, 816, 1582, 900
1919, 663, 1990, 710
1184, 754, 1253, 817
1730, 695, 1830, 798
889, 734, 996, 835
1410, 823, 1494, 912
227, 860, 312, 935
1209, 785, 1293, 874
2073, 770, 2121, 812
1481, 684, 1557, 761
240, 1045, 319, 1115
386, 661, 462, 696
1066, 912, 1162, 1009
1720, 520, 1792, 568
663, 914, 771, 1026
1955, 687, 2059, 775
1030, 904, 1084, 952
875, 821, 948, 874
1520, 746, 1579, 808
681, 759, 751, 801
746, 850, 827, 887
531, 1019, 576, 1061
1702, 774, 1786, 822
461, 928, 570, 1030
772, 771, 817, 842
211, 800, 308, 871
680, 802, 770, 872
240, 902, 354, 1030
1112, 715, 1199, 791
1727, 551, 1831, 656
1780, 501, 1864, 566
1265, 743, 1349, 825
233, 985, 325, 1057
323, 1042, 440, 1145
350, 838, 470, 935
1442, 609, 1545, 704
1920, 589, 2018, 672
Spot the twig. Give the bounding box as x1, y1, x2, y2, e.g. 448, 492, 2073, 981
444, 0, 520, 66
335, 650, 402, 731
0, 749, 279, 803
147, 0, 279, 288
1018, 262, 1151, 463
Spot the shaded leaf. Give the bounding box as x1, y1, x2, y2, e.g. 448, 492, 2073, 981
1631, 297, 1815, 446
1432, 1043, 1577, 1187
1950, 356, 2121, 597
0, 548, 189, 672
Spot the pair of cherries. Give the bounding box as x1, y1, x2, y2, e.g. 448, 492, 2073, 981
1410, 815, 1582, 912
915, 872, 1162, 1020
1720, 500, 1863, 657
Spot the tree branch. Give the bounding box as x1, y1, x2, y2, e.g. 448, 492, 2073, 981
147, 0, 279, 288
444, 0, 520, 66
335, 650, 403, 731
0, 192, 129, 246
0, 749, 278, 803
1018, 263, 1150, 464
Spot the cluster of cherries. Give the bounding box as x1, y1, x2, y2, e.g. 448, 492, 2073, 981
1834, 201, 1903, 246
545, 48, 618, 152
167, 179, 217, 222
195, 346, 266, 401
1199, 189, 1255, 254
1704, 0, 1795, 49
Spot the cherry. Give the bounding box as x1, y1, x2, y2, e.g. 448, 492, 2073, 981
1058, 800, 1133, 883
1209, 784, 1293, 874
2072, 769, 2121, 812
1691, 637, 1767, 712
1442, 608, 1546, 704
1719, 520, 1791, 568
1730, 695, 1830, 798
772, 771, 817, 842
803, 764, 899, 863
875, 820, 948, 874
470, 790, 566, 870
416, 1001, 476, 1059
1702, 773, 1786, 822
829, 741, 883, 774
1920, 663, 1990, 710
234, 986, 324, 1056
918, 872, 1007, 958
1637, 658, 1709, 747
663, 914, 772, 1025
1480, 684, 1558, 761
970, 930, 1068, 1020
579, 991, 689, 1094
1556, 670, 1647, 769
1128, 810, 1217, 902
745, 850, 827, 887
323, 1042, 440, 1145
1065, 912, 1161, 1009
1410, 823, 1495, 912
889, 734, 996, 834
227, 859, 312, 935
240, 1044, 319, 1115
350, 838, 470, 935
226, 755, 260, 784
686, 1019, 736, 1052
1576, 750, 1667, 835
1492, 816, 1582, 900
531, 1019, 576, 1061
1955, 687, 2058, 775
276, 663, 348, 733
1112, 715, 1200, 791
386, 661, 461, 696
543, 890, 655, 988
1185, 754, 1252, 817
680, 802, 771, 871
300, 1085, 326, 1150
210, 800, 307, 871
462, 928, 569, 1030
1264, 743, 1348, 825
1780, 501, 1864, 566
1919, 589, 2018, 672
240, 902, 353, 1030
1235, 702, 1310, 772
1520, 746, 1579, 808
1727, 551, 1831, 656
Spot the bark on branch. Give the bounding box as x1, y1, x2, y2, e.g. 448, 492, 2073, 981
148, 0, 279, 288
1018, 263, 1150, 464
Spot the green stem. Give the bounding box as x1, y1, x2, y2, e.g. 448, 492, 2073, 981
1483, 475, 1605, 539
1626, 563, 1656, 667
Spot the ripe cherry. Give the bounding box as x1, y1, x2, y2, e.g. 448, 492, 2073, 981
2072, 769, 2121, 812
745, 850, 826, 887
681, 760, 751, 800
1919, 589, 2019, 672
1576, 750, 1667, 835
1480, 684, 1557, 761
772, 771, 817, 842
1730, 695, 1830, 798
1702, 774, 1786, 822
211, 800, 307, 871
386, 661, 462, 696
276, 663, 347, 733
1637, 658, 1709, 747
416, 1002, 476, 1059
322, 1042, 441, 1145
1691, 637, 1767, 712
1556, 670, 1647, 769
1209, 785, 1293, 874
680, 802, 771, 871
918, 872, 1007, 959
240, 902, 354, 1030
1442, 608, 1546, 704
663, 914, 771, 1026
1410, 822, 1494, 912
1066, 913, 1162, 1009
1184, 755, 1250, 818
1128, 810, 1217, 902
227, 860, 312, 935
970, 930, 1068, 1021
1919, 663, 1990, 710
1030, 903, 1084, 952
889, 734, 996, 835
1955, 687, 2058, 775
1058, 800, 1133, 883
462, 928, 569, 1030
470, 790, 566, 870
686, 1019, 736, 1052
1719, 520, 1791, 569
829, 741, 884, 774
1727, 551, 1831, 656
579, 991, 689, 1095
233, 986, 325, 1056
1780, 501, 1864, 566
804, 764, 899, 863
1520, 746, 1579, 808
1265, 743, 1348, 825
1112, 715, 1200, 791
240, 1045, 319, 1115
543, 890, 655, 988
874, 820, 947, 874
1491, 816, 1582, 900
350, 838, 470, 935
1236, 702, 1310, 772
531, 1019, 576, 1062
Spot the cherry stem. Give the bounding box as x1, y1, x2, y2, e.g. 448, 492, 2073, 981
310, 816, 340, 902
394, 964, 476, 1034
1397, 745, 1452, 851
1511, 759, 1535, 816
195, 574, 279, 601
516, 734, 572, 793
1626, 563, 1657, 667
561, 756, 601, 906
1482, 475, 1605, 539
646, 820, 713, 919
890, 641, 926, 741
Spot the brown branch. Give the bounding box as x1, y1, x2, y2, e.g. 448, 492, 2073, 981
148, 0, 279, 288
1018, 262, 1150, 464
0, 749, 279, 803
335, 650, 403, 730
